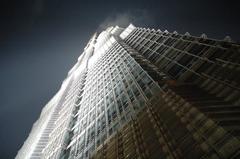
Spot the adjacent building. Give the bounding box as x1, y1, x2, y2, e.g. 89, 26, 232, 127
16, 24, 240, 159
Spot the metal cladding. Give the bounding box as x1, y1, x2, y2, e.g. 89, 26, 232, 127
16, 24, 240, 159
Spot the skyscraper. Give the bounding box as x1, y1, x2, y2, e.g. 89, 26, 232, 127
16, 24, 240, 159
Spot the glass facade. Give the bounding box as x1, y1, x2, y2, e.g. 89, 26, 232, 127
16, 24, 240, 159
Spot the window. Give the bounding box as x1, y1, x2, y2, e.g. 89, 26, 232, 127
145, 88, 152, 99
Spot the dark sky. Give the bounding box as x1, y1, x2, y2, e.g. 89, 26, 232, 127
0, 0, 239, 158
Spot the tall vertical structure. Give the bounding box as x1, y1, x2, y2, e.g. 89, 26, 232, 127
16, 24, 240, 159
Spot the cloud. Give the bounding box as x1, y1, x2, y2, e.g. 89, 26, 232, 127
98, 10, 155, 30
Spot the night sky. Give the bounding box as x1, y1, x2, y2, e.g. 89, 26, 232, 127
0, 0, 240, 158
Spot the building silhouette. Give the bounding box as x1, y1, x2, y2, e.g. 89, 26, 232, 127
16, 24, 240, 159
